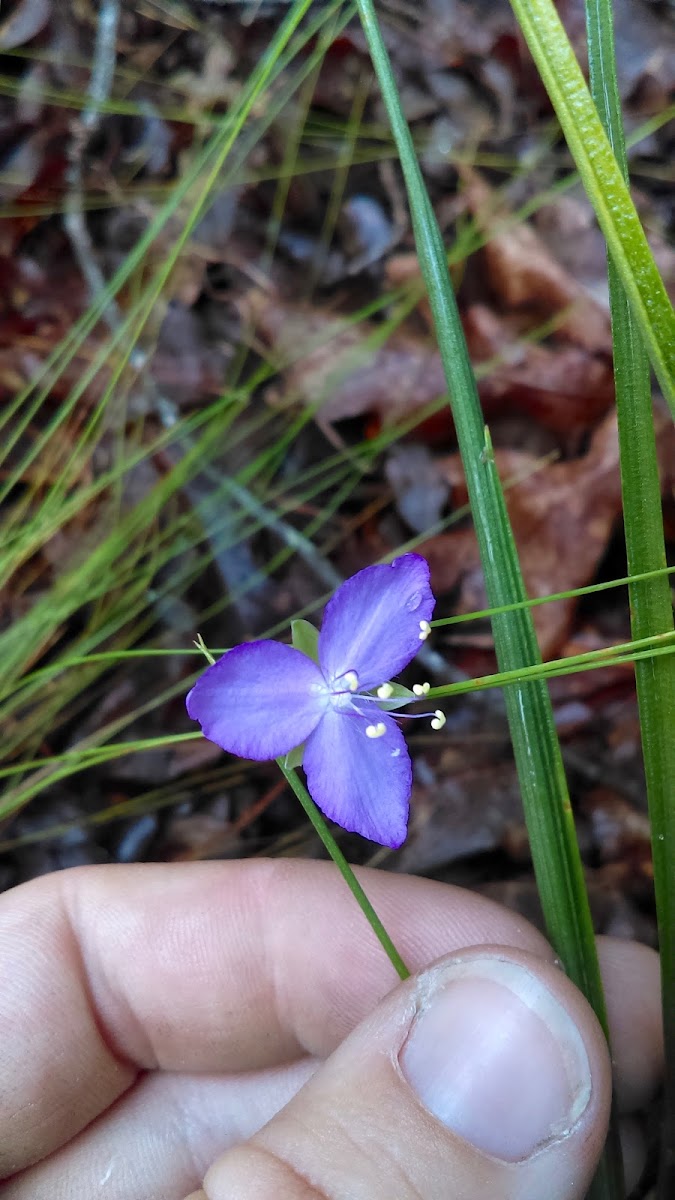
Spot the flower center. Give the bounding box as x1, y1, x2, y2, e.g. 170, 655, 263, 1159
326, 668, 361, 712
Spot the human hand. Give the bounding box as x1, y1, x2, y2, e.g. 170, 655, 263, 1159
0, 860, 663, 1199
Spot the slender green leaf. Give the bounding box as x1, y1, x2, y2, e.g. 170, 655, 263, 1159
355, 0, 601, 1003
510, 0, 675, 416
355, 3, 620, 1195
585, 3, 675, 1194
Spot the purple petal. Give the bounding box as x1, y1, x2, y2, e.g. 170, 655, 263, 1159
187, 641, 326, 760
303, 703, 411, 847
318, 554, 434, 690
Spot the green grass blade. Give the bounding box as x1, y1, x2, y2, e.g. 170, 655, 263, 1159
354, 0, 597, 996
5, 626, 675, 818
0, 0, 347, 501
585, 3, 675, 1193
509, 0, 675, 416
355, 3, 620, 1196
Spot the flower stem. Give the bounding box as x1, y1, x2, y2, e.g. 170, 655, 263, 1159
277, 759, 410, 980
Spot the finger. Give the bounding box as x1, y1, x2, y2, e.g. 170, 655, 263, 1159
0, 858, 552, 1177
596, 936, 663, 1112
196, 947, 613, 1200
3, 1062, 318, 1200
0, 863, 662, 1199
619, 1116, 647, 1196
6, 939, 661, 1200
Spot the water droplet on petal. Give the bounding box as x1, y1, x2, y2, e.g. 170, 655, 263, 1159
406, 591, 422, 611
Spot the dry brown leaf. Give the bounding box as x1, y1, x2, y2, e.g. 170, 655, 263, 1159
462, 168, 612, 353
465, 303, 614, 435
241, 288, 614, 439
419, 410, 623, 656
397, 757, 525, 875
240, 288, 449, 428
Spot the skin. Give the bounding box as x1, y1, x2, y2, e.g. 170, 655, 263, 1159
0, 859, 664, 1199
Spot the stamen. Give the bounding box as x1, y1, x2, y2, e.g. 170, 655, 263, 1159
413, 681, 430, 696
342, 670, 359, 692
377, 682, 394, 699
431, 710, 446, 731
418, 620, 431, 641
365, 722, 387, 739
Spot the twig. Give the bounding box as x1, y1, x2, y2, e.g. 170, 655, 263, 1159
63, 0, 178, 424
64, 0, 122, 330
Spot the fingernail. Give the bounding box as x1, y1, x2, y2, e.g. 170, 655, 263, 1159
400, 956, 592, 1162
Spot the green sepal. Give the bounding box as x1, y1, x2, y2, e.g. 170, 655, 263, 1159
284, 742, 306, 770
291, 619, 320, 663
373, 682, 416, 711
193, 633, 216, 665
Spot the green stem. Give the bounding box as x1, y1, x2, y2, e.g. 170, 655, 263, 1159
277, 759, 410, 980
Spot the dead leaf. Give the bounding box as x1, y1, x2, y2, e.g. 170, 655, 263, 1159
396, 755, 526, 875
419, 410, 623, 656
462, 168, 612, 353
385, 442, 450, 533
240, 288, 450, 428
465, 304, 614, 435
242, 288, 615, 440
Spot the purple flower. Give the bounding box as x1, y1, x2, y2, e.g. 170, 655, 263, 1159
186, 553, 436, 848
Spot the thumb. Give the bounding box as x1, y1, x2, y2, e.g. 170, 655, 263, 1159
187, 946, 612, 1200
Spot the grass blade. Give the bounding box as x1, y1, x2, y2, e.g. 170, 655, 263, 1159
584, 3, 675, 1194
509, 0, 675, 416
354, 3, 622, 1196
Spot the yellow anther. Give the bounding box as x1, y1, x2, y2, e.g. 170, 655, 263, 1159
413, 681, 430, 696
365, 722, 387, 739
418, 620, 431, 641
377, 683, 394, 699
343, 670, 359, 692
431, 710, 446, 731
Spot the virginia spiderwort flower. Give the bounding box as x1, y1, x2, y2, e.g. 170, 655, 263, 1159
186, 554, 439, 848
